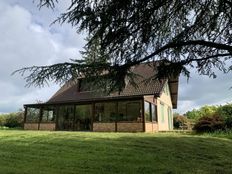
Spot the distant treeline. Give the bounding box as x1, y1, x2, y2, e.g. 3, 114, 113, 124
0, 111, 24, 128
174, 103, 232, 132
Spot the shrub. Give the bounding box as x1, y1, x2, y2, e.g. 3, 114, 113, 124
225, 117, 232, 129
4, 112, 24, 128
185, 105, 218, 121
217, 104, 232, 129
173, 115, 188, 129
193, 114, 225, 133
0, 116, 6, 126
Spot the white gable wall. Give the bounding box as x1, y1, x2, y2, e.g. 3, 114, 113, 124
157, 81, 173, 131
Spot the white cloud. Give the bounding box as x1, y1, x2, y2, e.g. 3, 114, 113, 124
0, 0, 231, 115
176, 70, 232, 114
0, 0, 85, 113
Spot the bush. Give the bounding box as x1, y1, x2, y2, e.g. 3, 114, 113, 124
4, 112, 24, 128
173, 115, 188, 129
217, 104, 232, 129
185, 105, 218, 121
225, 117, 232, 129
193, 114, 225, 133
0, 116, 6, 126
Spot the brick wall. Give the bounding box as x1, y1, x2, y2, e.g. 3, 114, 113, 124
39, 123, 56, 131
25, 122, 145, 132
152, 123, 159, 132
24, 123, 39, 130
145, 123, 159, 132
93, 122, 144, 132
93, 123, 115, 132
24, 123, 55, 131
117, 123, 143, 132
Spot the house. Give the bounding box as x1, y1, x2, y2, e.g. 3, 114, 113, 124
23, 63, 179, 132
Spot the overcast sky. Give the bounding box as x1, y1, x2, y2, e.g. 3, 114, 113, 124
0, 0, 232, 114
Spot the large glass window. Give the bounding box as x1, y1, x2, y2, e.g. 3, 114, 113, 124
94, 102, 117, 122
151, 104, 157, 122
75, 105, 92, 130
118, 101, 141, 122
57, 105, 75, 130
144, 102, 157, 122
94, 100, 142, 122
144, 101, 151, 122
26, 107, 40, 122
42, 106, 56, 122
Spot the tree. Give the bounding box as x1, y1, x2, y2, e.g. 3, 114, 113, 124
217, 103, 232, 129
15, 0, 232, 92
185, 105, 218, 120
173, 113, 188, 129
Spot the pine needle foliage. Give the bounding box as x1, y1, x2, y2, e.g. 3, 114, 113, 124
15, 0, 232, 92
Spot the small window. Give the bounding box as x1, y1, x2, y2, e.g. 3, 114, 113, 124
160, 103, 165, 123
42, 107, 56, 122
79, 79, 97, 92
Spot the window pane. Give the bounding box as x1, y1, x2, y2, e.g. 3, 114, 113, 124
57, 105, 75, 130
76, 105, 92, 119
75, 105, 92, 130
144, 101, 151, 122
118, 101, 141, 122
95, 102, 117, 122
79, 79, 97, 92
26, 107, 40, 122
42, 107, 56, 122
151, 104, 157, 122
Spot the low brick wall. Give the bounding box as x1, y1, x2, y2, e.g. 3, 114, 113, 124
93, 123, 115, 132
152, 123, 159, 132
145, 123, 159, 132
39, 123, 56, 131
24, 123, 39, 130
24, 123, 55, 131
117, 122, 143, 132
93, 122, 144, 132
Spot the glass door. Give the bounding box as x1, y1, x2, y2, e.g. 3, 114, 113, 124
57, 105, 75, 131
75, 104, 92, 131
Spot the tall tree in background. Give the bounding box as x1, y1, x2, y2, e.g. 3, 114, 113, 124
15, 0, 232, 92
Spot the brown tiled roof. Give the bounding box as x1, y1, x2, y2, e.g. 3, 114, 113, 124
45, 63, 178, 108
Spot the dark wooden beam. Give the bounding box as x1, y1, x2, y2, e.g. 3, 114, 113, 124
55, 106, 59, 131
38, 107, 43, 130
142, 98, 145, 132
168, 80, 178, 84
91, 103, 95, 131
171, 93, 178, 96
23, 107, 27, 129
115, 101, 118, 132
73, 104, 76, 131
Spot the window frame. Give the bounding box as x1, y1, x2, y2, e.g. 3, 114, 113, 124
25, 107, 40, 123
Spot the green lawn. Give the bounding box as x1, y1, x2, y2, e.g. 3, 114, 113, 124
0, 131, 231, 174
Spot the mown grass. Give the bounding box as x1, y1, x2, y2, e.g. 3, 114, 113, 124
0, 131, 231, 174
